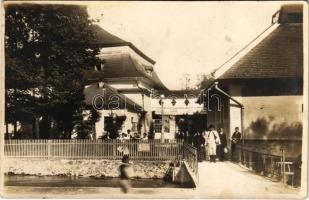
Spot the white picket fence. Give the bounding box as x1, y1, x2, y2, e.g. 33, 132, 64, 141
4, 139, 184, 161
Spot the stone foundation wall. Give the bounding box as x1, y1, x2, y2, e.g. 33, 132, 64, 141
5, 159, 170, 179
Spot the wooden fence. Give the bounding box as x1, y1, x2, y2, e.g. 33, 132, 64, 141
4, 139, 184, 161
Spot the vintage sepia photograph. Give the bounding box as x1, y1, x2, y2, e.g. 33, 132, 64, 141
0, 1, 308, 198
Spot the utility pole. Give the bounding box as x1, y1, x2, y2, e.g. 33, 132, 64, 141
181, 73, 191, 90
160, 94, 165, 142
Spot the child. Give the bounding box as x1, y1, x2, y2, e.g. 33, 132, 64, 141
119, 155, 134, 193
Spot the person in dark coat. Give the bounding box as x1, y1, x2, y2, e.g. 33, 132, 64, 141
193, 132, 205, 162
231, 127, 241, 162
217, 128, 227, 161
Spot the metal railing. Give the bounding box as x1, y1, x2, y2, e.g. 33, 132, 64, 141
182, 143, 199, 183
235, 144, 296, 185
4, 139, 184, 161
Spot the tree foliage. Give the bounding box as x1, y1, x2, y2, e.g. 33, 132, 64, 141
104, 116, 127, 139
5, 4, 102, 138
196, 74, 215, 89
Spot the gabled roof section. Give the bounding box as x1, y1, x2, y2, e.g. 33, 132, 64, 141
212, 4, 303, 80
219, 24, 303, 79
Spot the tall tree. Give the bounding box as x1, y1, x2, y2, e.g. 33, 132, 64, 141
5, 4, 102, 138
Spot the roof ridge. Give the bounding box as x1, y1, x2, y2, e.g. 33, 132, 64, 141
218, 25, 303, 80
212, 23, 279, 79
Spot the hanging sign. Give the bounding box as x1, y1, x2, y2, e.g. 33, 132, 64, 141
138, 143, 150, 152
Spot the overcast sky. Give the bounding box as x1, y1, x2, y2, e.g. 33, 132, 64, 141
87, 1, 291, 90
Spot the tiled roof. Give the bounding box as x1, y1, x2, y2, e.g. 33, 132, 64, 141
91, 25, 155, 64
86, 25, 167, 90
84, 53, 167, 90
84, 83, 143, 112
219, 24, 303, 80
91, 24, 127, 46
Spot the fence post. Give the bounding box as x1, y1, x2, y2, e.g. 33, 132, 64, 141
282, 149, 286, 184
249, 151, 252, 170
48, 140, 51, 159
280, 148, 284, 183
195, 147, 199, 184
238, 147, 242, 164
112, 140, 116, 159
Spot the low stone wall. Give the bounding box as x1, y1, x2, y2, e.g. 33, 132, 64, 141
5, 159, 170, 179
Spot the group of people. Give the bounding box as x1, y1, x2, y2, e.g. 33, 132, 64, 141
117, 125, 242, 193
102, 130, 148, 141
192, 125, 242, 163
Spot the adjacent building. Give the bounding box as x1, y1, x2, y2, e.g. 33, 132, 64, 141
84, 26, 205, 139
151, 90, 206, 139
199, 4, 303, 156
83, 25, 167, 139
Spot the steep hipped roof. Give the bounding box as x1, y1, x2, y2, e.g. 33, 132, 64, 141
84, 54, 167, 90
88, 25, 167, 90
91, 25, 155, 64
217, 4, 303, 80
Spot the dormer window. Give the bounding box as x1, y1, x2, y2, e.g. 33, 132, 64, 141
146, 69, 152, 76
145, 65, 153, 76
97, 82, 104, 88
94, 60, 106, 71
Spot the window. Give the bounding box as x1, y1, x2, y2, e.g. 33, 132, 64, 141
132, 122, 137, 132
94, 60, 106, 71
100, 61, 105, 70
131, 117, 137, 132
153, 119, 162, 133
163, 117, 170, 133
145, 65, 153, 76
146, 69, 152, 76
153, 118, 170, 133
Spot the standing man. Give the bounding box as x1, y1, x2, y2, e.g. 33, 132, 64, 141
217, 128, 227, 162
141, 133, 148, 141
193, 132, 205, 162
231, 127, 242, 162
127, 129, 132, 139
205, 125, 220, 163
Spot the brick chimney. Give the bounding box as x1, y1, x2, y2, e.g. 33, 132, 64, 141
278, 4, 303, 24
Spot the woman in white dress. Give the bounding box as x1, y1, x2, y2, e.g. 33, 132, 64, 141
204, 125, 221, 162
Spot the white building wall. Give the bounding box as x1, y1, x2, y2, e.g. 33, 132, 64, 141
151, 96, 204, 139
95, 109, 140, 139
242, 95, 303, 139
227, 90, 302, 140
151, 97, 204, 115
